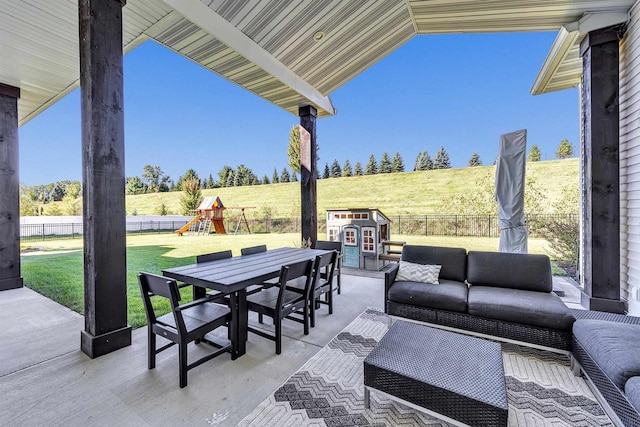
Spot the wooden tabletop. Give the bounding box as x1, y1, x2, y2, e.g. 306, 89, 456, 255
162, 247, 328, 293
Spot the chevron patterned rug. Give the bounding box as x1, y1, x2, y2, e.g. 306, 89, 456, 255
238, 309, 612, 426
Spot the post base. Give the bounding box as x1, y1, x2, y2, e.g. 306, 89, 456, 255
81, 325, 132, 358
581, 292, 625, 313
0, 277, 23, 291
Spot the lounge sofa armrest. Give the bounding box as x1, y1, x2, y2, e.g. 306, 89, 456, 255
384, 264, 400, 308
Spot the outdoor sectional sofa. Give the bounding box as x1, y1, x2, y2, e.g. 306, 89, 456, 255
572, 316, 640, 426
384, 245, 577, 352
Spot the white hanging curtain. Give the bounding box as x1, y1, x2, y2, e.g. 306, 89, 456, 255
495, 129, 528, 253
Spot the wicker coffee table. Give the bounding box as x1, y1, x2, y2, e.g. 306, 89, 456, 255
364, 321, 508, 426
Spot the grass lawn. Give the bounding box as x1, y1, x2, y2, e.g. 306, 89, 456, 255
21, 232, 560, 328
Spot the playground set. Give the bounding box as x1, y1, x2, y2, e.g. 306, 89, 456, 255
175, 196, 253, 236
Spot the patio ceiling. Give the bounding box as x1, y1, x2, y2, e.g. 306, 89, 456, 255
1, 0, 637, 126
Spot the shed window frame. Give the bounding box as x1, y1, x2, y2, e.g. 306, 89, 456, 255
362, 227, 375, 252
344, 229, 357, 246
328, 227, 339, 242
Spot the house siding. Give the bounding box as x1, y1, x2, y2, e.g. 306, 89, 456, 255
620, 0, 640, 315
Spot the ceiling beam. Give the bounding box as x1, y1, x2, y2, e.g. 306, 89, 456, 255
160, 0, 336, 116
531, 11, 629, 95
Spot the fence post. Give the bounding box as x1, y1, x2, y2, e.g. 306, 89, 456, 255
455, 215, 458, 237
398, 216, 401, 235
425, 215, 428, 236
488, 215, 491, 238
42, 223, 45, 241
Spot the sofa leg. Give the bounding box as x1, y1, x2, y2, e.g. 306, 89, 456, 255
570, 356, 581, 377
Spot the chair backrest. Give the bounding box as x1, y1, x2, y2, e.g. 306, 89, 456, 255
312, 251, 338, 291
138, 272, 183, 330
241, 245, 267, 256
275, 259, 313, 309
314, 240, 342, 254
197, 250, 232, 264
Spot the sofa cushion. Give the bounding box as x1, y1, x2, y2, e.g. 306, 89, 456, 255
467, 286, 575, 330
574, 319, 640, 389
625, 377, 640, 414
396, 261, 441, 284
401, 245, 467, 282
387, 279, 468, 313
467, 251, 552, 292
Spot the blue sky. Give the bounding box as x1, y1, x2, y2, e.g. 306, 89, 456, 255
19, 31, 578, 186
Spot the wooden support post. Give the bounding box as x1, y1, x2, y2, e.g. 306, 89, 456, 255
0, 83, 23, 291
79, 0, 131, 358
579, 25, 625, 313
299, 105, 318, 246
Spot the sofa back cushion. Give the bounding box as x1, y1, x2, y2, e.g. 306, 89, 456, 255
467, 251, 552, 292
401, 245, 467, 282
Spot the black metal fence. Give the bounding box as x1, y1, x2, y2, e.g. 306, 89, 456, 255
20, 214, 578, 242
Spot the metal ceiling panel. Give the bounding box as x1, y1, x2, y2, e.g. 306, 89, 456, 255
410, 0, 635, 33
0, 0, 172, 125
3, 0, 639, 124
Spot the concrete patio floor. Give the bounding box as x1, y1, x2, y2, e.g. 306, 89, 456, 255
0, 273, 581, 427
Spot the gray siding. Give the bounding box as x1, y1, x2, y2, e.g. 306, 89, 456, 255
620, 0, 640, 314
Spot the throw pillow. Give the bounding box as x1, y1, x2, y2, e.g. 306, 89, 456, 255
396, 261, 441, 284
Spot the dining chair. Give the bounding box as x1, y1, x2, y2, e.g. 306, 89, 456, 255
241, 245, 267, 256
197, 250, 233, 301
138, 272, 233, 388
287, 251, 338, 328
313, 240, 342, 294
246, 259, 314, 354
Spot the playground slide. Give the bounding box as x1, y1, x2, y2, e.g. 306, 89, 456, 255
175, 216, 199, 236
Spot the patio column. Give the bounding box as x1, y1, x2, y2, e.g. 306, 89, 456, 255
299, 105, 318, 246
0, 83, 23, 291
79, 0, 131, 358
579, 25, 624, 313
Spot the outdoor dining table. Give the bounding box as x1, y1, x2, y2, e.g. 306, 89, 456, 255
162, 247, 329, 359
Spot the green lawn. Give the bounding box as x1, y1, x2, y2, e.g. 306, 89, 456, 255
21, 232, 561, 328
124, 159, 579, 217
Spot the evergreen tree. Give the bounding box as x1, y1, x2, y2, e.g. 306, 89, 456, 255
528, 145, 542, 162
291, 172, 298, 182
342, 159, 353, 177
226, 171, 235, 187
281, 167, 291, 182
323, 163, 330, 179
468, 152, 482, 167
391, 152, 404, 172
354, 162, 363, 176
180, 177, 202, 215
218, 165, 233, 188
177, 168, 199, 190
206, 174, 215, 188
378, 152, 392, 173
330, 159, 342, 178
262, 175, 270, 185
365, 154, 378, 175
433, 146, 451, 169
272, 167, 280, 184
556, 139, 573, 159
414, 151, 433, 171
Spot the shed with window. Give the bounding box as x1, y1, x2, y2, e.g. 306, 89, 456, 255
325, 208, 391, 270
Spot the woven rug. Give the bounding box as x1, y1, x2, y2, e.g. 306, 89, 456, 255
238, 309, 612, 426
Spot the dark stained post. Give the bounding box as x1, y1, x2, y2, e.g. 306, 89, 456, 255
579, 25, 624, 313
0, 84, 23, 291
79, 0, 131, 357
299, 105, 318, 246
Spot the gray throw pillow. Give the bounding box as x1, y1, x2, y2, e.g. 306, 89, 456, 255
396, 261, 441, 284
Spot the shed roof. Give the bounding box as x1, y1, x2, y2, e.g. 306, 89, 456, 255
2, 0, 636, 125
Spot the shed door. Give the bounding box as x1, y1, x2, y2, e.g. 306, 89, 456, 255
342, 227, 360, 268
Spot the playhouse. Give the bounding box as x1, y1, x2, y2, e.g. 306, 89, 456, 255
325, 208, 393, 270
